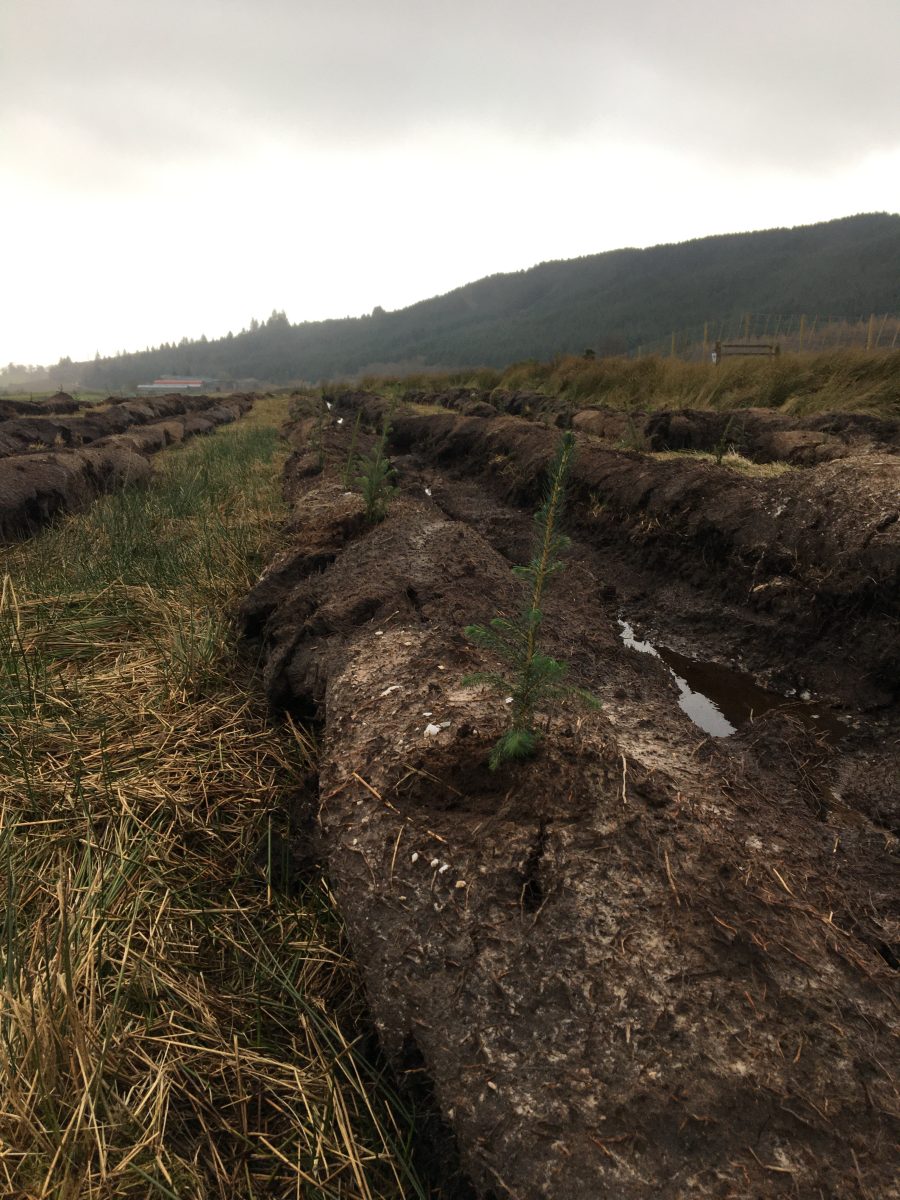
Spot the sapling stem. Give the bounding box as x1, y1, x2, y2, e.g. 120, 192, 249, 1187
342, 408, 364, 489
355, 408, 396, 523
464, 431, 597, 769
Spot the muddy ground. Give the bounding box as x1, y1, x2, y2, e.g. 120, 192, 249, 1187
398, 385, 900, 466
0, 390, 82, 419
331, 393, 899, 717
242, 397, 898, 1198
0, 391, 249, 460
0, 394, 254, 540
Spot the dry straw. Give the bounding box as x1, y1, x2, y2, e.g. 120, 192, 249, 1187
0, 399, 426, 1199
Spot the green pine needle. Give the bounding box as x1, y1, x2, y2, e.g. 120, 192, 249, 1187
464, 431, 598, 770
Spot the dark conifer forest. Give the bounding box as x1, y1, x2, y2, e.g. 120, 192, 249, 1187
37, 214, 900, 387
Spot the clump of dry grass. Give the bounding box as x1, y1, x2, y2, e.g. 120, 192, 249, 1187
649, 449, 794, 478
368, 349, 900, 419
0, 400, 427, 1198
511, 349, 900, 416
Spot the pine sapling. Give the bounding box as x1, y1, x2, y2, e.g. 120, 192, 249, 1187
311, 397, 328, 471
464, 431, 597, 769
713, 410, 744, 465
341, 408, 364, 489
355, 410, 396, 523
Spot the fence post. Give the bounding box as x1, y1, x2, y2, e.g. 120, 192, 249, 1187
798, 314, 806, 352
866, 313, 876, 350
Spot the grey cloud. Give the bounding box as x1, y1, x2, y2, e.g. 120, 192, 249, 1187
3, 0, 898, 177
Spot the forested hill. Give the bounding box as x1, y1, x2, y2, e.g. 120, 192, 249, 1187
76, 213, 900, 387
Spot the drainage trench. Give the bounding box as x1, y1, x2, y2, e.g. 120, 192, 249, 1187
617, 617, 847, 739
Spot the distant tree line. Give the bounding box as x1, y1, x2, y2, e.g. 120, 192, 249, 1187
30, 213, 900, 390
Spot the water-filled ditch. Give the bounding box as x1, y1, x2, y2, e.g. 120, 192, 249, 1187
617, 617, 845, 739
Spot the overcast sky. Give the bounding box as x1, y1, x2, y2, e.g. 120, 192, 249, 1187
2, 0, 898, 366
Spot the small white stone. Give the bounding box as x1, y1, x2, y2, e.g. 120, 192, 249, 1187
430, 858, 440, 869
379, 684, 401, 697
375, 630, 384, 637
411, 852, 419, 863
424, 723, 442, 737
423, 711, 432, 717
425, 486, 432, 496
800, 690, 811, 701
438, 863, 450, 874
437, 665, 445, 671
504, 696, 513, 705
455, 880, 467, 889
337, 417, 344, 425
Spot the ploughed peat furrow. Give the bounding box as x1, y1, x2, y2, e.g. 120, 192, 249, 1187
240, 417, 899, 1199
335, 394, 900, 709
397, 385, 900, 465
0, 392, 247, 459
0, 394, 254, 540
0, 391, 82, 419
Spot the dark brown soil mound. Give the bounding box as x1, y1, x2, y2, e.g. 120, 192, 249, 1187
0, 446, 153, 540
0, 393, 254, 461
577, 405, 900, 464
0, 395, 254, 541
240, 408, 899, 1199
0, 393, 81, 419
399, 385, 900, 463
325, 400, 896, 711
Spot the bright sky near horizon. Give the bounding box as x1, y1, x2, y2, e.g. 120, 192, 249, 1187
2, 0, 899, 366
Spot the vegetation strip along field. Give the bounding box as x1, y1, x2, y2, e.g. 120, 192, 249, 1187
0, 399, 429, 1199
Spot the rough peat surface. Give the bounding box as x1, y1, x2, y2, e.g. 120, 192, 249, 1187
0, 394, 254, 540
0, 391, 82, 419
371, 405, 899, 711
0, 392, 252, 459
241, 401, 899, 1199
398, 385, 900, 464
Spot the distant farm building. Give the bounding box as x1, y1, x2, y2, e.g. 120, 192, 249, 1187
137, 377, 223, 394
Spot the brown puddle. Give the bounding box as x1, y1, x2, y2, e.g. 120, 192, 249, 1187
617, 618, 846, 739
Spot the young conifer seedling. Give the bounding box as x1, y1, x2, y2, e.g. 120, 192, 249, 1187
312, 396, 328, 471
341, 408, 364, 489
355, 410, 396, 523
464, 430, 597, 769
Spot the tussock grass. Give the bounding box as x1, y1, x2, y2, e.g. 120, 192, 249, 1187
378, 350, 900, 418
0, 400, 427, 1198
649, 449, 794, 478
540, 350, 900, 416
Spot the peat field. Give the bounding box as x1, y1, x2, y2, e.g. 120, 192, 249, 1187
241, 391, 899, 1199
